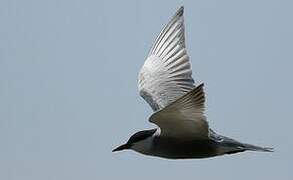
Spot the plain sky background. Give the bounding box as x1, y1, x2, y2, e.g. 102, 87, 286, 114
0, 0, 292, 179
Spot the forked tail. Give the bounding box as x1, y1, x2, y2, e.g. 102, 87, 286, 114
213, 134, 273, 154
219, 135, 274, 154
242, 143, 274, 152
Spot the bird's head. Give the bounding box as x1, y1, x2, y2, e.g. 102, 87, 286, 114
112, 129, 157, 152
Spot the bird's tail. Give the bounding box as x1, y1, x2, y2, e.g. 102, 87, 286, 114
242, 143, 274, 152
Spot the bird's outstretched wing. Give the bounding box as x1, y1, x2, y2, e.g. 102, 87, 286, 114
138, 6, 195, 111
149, 84, 209, 140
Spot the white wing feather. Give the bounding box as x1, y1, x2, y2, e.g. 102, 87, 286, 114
138, 6, 195, 111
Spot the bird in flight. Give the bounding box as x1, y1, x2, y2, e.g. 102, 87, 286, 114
113, 6, 273, 159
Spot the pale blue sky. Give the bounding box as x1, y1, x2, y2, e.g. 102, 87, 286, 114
0, 0, 292, 179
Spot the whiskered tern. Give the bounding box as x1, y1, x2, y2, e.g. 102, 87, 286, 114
113, 6, 273, 159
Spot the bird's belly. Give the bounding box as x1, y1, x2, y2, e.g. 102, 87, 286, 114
151, 138, 219, 159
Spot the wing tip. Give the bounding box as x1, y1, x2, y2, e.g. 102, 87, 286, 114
147, 6, 185, 57
177, 6, 184, 17
191, 83, 205, 104
197, 83, 204, 89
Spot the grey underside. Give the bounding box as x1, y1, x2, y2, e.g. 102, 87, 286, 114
146, 134, 272, 159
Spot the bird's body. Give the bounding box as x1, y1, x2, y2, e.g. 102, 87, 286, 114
133, 134, 219, 159
113, 6, 273, 159
132, 130, 220, 159
128, 128, 271, 159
